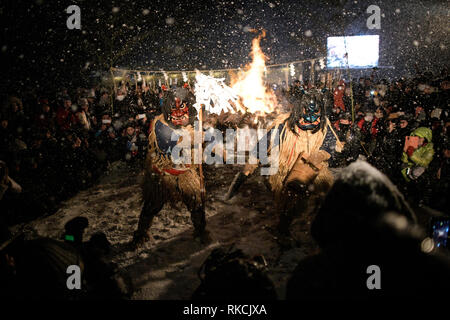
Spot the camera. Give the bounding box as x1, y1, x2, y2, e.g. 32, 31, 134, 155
430, 217, 450, 249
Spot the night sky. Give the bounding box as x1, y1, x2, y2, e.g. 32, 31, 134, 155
1, 0, 448, 90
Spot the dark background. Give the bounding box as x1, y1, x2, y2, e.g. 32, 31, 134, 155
1, 0, 448, 91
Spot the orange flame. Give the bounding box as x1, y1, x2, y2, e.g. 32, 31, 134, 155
231, 31, 278, 115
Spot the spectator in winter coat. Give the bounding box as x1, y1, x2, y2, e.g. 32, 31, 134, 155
401, 127, 434, 182
34, 103, 56, 132
333, 80, 346, 112
56, 98, 73, 132
75, 98, 94, 134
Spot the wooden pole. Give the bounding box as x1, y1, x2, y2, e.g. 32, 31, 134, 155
344, 55, 355, 124
342, 35, 356, 125
136, 72, 139, 91
198, 106, 206, 206
348, 69, 355, 124
110, 67, 117, 115
284, 67, 289, 90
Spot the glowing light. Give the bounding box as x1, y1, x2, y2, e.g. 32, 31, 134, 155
230, 30, 278, 115
319, 58, 326, 69
289, 63, 295, 77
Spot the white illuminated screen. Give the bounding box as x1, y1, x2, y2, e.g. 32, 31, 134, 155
327, 35, 379, 69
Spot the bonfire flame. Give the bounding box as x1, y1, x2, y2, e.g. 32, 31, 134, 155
231, 30, 278, 115
193, 30, 278, 125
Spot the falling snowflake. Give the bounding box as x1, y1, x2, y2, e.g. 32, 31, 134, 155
166, 17, 175, 25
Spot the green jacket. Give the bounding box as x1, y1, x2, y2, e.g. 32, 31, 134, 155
401, 127, 434, 181
401, 142, 434, 168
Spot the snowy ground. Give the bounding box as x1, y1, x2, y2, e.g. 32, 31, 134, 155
16, 161, 336, 299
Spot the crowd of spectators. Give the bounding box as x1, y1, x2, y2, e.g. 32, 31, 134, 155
287, 72, 449, 212
0, 71, 449, 300
0, 82, 162, 224
1, 72, 448, 223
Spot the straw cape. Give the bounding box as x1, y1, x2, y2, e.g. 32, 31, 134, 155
143, 114, 202, 211
246, 113, 343, 208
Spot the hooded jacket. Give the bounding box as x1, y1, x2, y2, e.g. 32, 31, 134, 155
401, 127, 434, 181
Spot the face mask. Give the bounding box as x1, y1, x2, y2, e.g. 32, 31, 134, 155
298, 100, 321, 130
168, 98, 190, 126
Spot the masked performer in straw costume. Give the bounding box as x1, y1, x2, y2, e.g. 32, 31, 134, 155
131, 87, 211, 248
226, 90, 344, 246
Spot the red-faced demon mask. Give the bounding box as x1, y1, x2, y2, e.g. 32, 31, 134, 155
162, 89, 196, 128
169, 97, 190, 126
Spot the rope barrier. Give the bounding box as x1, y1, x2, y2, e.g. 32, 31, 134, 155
109, 57, 326, 75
